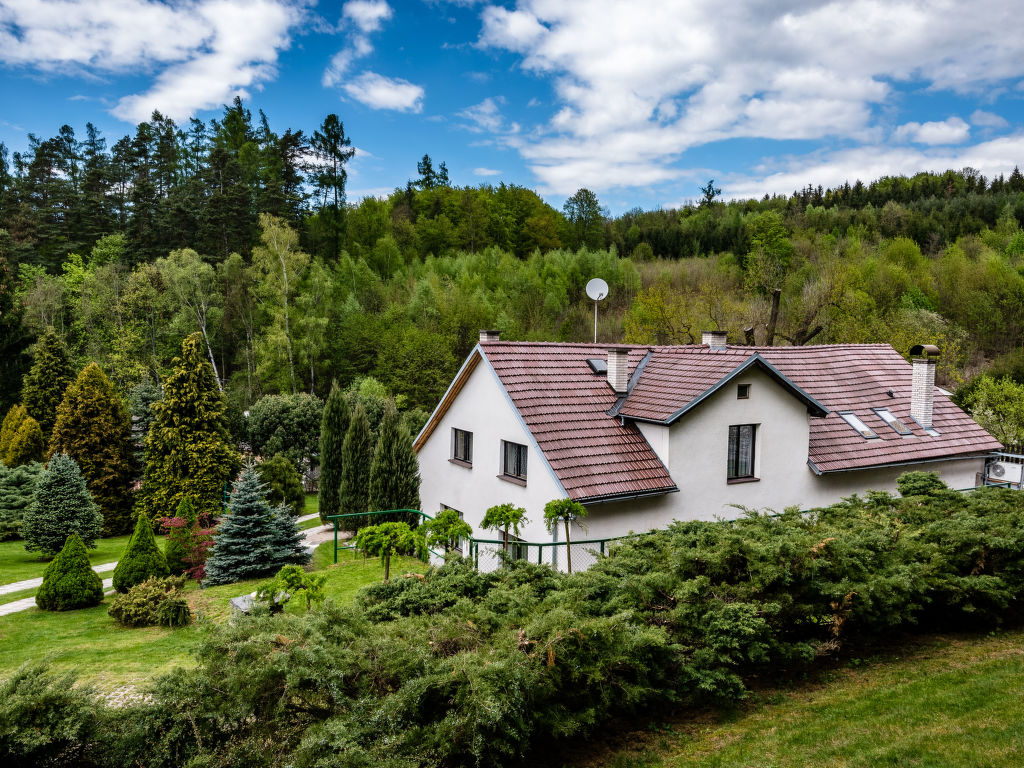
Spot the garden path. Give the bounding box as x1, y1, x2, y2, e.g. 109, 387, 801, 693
0, 578, 114, 616
0, 560, 118, 596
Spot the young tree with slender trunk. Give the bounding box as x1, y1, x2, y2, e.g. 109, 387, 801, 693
543, 498, 588, 574
481, 503, 528, 554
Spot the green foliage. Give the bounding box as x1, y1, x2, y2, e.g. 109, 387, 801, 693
49, 362, 135, 535
22, 454, 103, 556
20, 327, 75, 440
0, 404, 29, 465
35, 533, 104, 611
5, 412, 44, 466
112, 512, 170, 593
543, 497, 589, 573
481, 502, 528, 551
318, 380, 350, 522
965, 375, 1024, 445
355, 521, 421, 581
368, 403, 421, 522
422, 507, 472, 554
247, 392, 323, 475
896, 471, 950, 497
108, 575, 192, 628
339, 402, 373, 530
256, 564, 327, 612
0, 461, 42, 540
137, 333, 241, 524
163, 496, 197, 575
256, 453, 305, 516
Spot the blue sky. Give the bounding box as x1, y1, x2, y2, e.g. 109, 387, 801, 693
3, 0, 1024, 214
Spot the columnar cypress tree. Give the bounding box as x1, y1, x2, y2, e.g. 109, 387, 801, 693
49, 363, 135, 535
21, 328, 75, 440
22, 454, 103, 556
203, 464, 301, 586
0, 462, 42, 540
0, 404, 28, 463
6, 414, 44, 466
339, 403, 372, 531
368, 403, 421, 523
35, 533, 104, 611
137, 334, 241, 524
318, 380, 350, 523
112, 513, 170, 592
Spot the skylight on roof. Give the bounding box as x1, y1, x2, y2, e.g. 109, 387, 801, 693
874, 408, 913, 436
839, 412, 878, 439
586, 358, 607, 375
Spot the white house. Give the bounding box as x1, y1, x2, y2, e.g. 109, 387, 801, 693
414, 330, 1002, 559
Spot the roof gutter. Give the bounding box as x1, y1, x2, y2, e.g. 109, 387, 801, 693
577, 485, 679, 506
807, 451, 994, 476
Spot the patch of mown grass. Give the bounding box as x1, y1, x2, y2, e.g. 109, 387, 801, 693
586, 631, 1024, 768
0, 534, 131, 586
303, 493, 319, 518
298, 516, 324, 531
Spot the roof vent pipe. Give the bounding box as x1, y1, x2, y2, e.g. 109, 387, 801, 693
702, 330, 728, 351
909, 344, 940, 430
607, 348, 629, 394
479, 329, 501, 343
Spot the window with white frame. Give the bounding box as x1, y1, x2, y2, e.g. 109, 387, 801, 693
452, 428, 473, 464
501, 440, 528, 481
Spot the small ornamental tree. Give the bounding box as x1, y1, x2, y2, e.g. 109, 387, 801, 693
0, 462, 42, 540
162, 496, 197, 575
35, 534, 104, 611
339, 402, 373, 530
355, 522, 420, 582
21, 327, 75, 440
49, 362, 136, 535
5, 414, 44, 466
138, 333, 240, 524
256, 564, 326, 612
422, 508, 472, 555
0, 404, 29, 464
256, 454, 305, 516
22, 454, 103, 557
481, 503, 528, 553
113, 513, 170, 593
543, 498, 588, 574
319, 381, 350, 523
368, 403, 421, 524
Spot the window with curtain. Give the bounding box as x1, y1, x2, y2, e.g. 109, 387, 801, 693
501, 440, 528, 480
727, 424, 757, 480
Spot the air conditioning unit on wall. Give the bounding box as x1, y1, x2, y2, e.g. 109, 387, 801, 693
989, 461, 1024, 485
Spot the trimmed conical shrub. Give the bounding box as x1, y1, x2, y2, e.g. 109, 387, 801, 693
112, 513, 170, 593
49, 362, 136, 535
6, 413, 44, 466
22, 454, 103, 557
339, 403, 372, 531
21, 327, 75, 440
368, 403, 421, 523
0, 461, 42, 540
35, 534, 104, 611
318, 380, 350, 523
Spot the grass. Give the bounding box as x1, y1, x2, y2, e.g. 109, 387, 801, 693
0, 541, 424, 691
0, 534, 131, 587
581, 630, 1024, 768
303, 493, 320, 518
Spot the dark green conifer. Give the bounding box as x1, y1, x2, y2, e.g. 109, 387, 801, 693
256, 454, 305, 516
318, 380, 350, 523
0, 462, 42, 540
22, 454, 103, 557
137, 334, 240, 524
5, 414, 44, 466
339, 402, 372, 531
35, 533, 104, 611
112, 513, 170, 593
269, 503, 308, 565
49, 363, 135, 535
368, 403, 421, 523
21, 328, 75, 440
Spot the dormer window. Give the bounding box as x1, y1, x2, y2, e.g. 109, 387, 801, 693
839, 412, 878, 439
874, 408, 913, 436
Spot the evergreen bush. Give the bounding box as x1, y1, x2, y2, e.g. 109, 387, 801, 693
368, 402, 421, 524
163, 496, 197, 575
49, 362, 136, 535
35, 534, 104, 611
22, 454, 103, 556
0, 404, 29, 464
318, 380, 350, 523
112, 513, 170, 593
6, 414, 44, 466
269, 503, 308, 566
256, 454, 305, 516
339, 402, 372, 531
0, 461, 42, 540
108, 576, 191, 628
247, 392, 323, 479
20, 327, 75, 440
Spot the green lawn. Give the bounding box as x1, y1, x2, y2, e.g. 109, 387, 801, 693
0, 542, 425, 690
592, 630, 1024, 768
303, 493, 320, 518
0, 534, 131, 587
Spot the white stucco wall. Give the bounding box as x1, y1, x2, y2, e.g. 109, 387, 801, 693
416, 355, 565, 548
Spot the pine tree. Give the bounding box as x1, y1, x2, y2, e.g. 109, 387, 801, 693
0, 404, 29, 464
35, 533, 104, 611
339, 402, 372, 531
6, 414, 44, 466
49, 363, 135, 535
203, 464, 302, 586
368, 403, 421, 524
0, 462, 42, 540
22, 454, 103, 556
112, 513, 170, 592
137, 333, 240, 525
21, 327, 75, 440
318, 380, 350, 523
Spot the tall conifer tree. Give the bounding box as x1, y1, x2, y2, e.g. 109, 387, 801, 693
0, 404, 28, 464
318, 380, 350, 523
22, 454, 103, 556
21, 328, 75, 440
137, 334, 240, 524
368, 403, 421, 522
49, 363, 135, 535
0, 462, 42, 540
339, 402, 372, 530
6, 414, 44, 466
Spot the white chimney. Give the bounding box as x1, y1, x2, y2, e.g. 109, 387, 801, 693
909, 344, 939, 429
479, 329, 501, 343
702, 330, 728, 351
607, 348, 629, 394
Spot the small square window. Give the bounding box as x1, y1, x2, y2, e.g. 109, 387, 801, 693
737, 383, 750, 399
501, 440, 528, 481
452, 428, 473, 464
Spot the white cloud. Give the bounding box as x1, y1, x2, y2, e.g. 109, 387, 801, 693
458, 97, 504, 132
0, 0, 305, 123
476, 0, 1024, 194
894, 117, 970, 145
343, 0, 392, 33
971, 109, 1009, 129
474, 167, 501, 176
344, 72, 424, 111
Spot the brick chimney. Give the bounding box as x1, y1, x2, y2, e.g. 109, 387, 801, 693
607, 348, 629, 394
702, 330, 728, 351
479, 329, 501, 343
909, 344, 940, 429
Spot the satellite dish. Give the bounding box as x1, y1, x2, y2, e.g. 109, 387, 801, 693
586, 278, 609, 301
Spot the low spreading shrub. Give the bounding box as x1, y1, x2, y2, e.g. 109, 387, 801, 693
107, 576, 191, 628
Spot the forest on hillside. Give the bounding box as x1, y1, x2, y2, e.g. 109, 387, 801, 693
2, 99, 1024, 435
